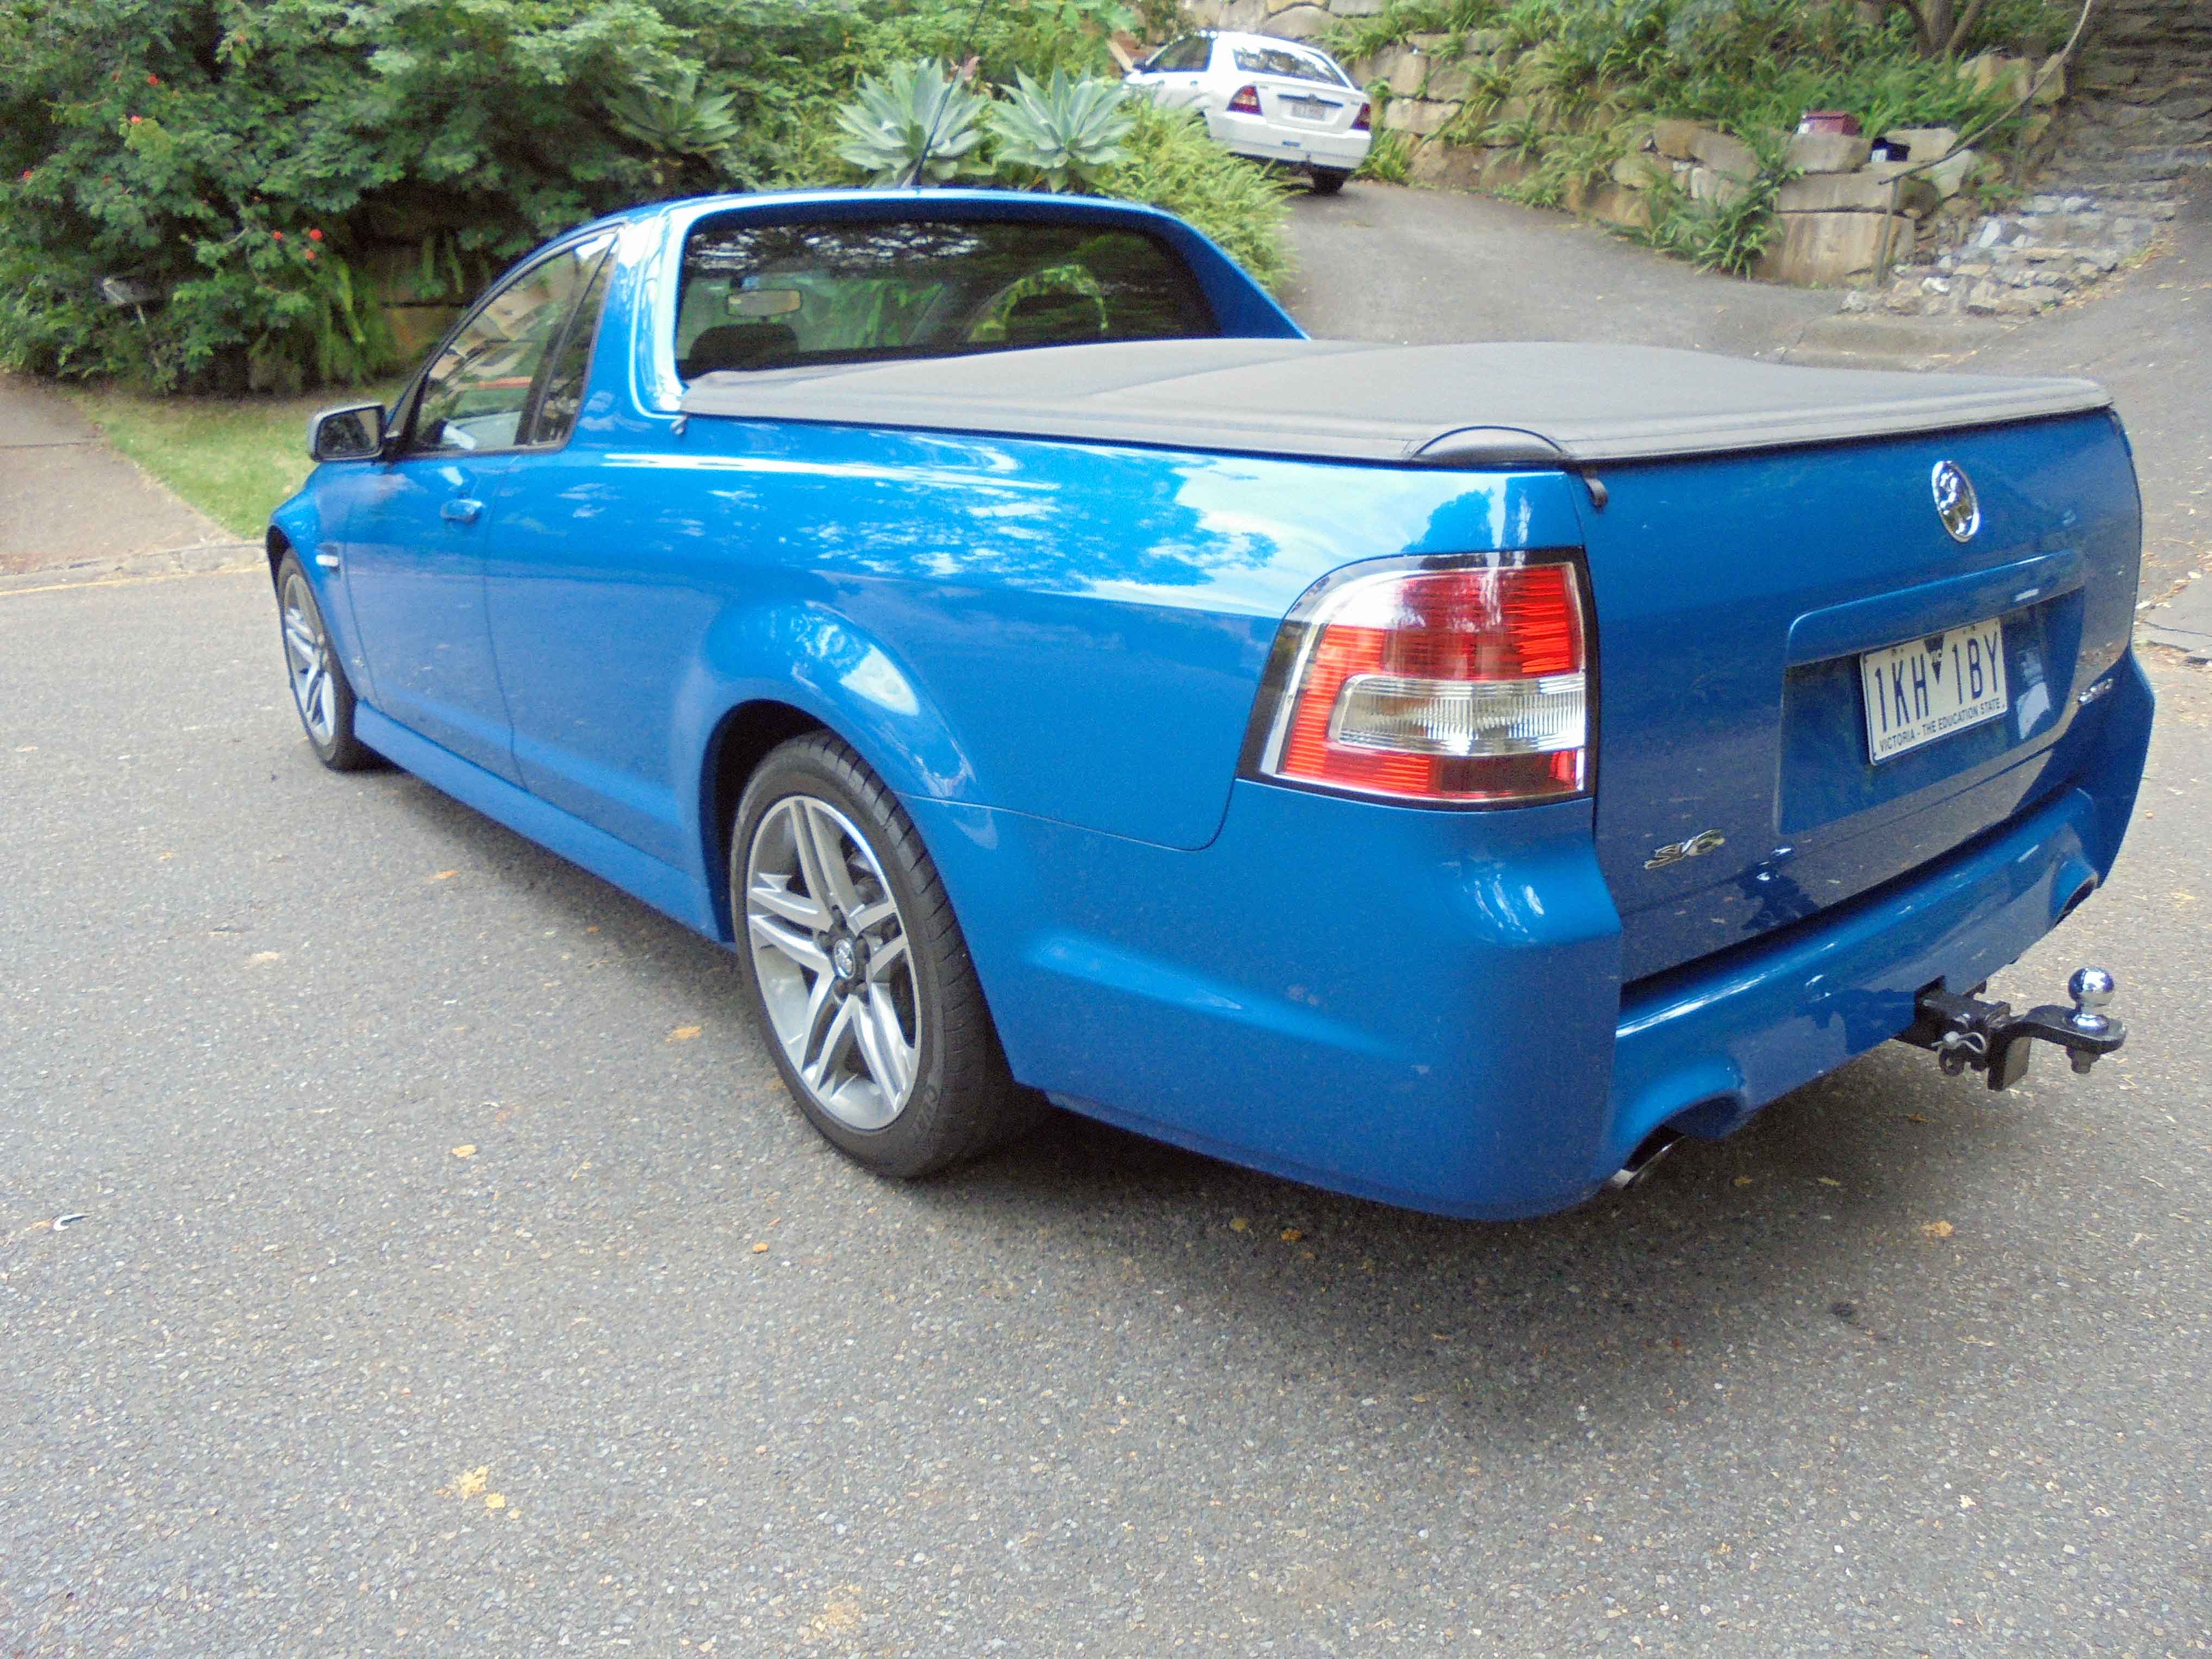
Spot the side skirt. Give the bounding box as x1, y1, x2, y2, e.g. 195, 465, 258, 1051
355, 706, 724, 942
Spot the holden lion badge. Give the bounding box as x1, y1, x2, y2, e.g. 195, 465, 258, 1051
1931, 460, 1980, 543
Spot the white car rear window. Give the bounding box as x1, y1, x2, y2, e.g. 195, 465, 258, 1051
1230, 43, 1350, 87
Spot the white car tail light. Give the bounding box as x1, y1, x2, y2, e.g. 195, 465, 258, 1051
1227, 84, 1263, 115
1353, 102, 1372, 131
1245, 558, 1591, 806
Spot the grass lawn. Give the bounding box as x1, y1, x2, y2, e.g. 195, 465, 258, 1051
63, 384, 392, 540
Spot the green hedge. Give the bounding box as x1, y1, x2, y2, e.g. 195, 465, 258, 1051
0, 0, 1286, 391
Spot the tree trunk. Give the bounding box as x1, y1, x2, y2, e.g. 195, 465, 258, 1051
1889, 0, 1959, 56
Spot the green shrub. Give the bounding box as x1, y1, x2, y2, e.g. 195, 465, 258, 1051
1636, 163, 1786, 274
1357, 128, 1420, 185
1100, 105, 1296, 292
605, 72, 744, 193
834, 58, 990, 185
987, 68, 1139, 192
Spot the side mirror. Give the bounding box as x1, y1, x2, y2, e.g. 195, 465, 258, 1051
308, 402, 386, 462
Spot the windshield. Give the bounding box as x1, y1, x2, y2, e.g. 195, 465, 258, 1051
676, 218, 1219, 378
1230, 42, 1351, 87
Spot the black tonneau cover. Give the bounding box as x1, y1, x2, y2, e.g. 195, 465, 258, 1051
678, 339, 2110, 470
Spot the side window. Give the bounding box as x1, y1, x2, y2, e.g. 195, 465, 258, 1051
522, 246, 615, 448
1160, 35, 1210, 71
407, 243, 597, 454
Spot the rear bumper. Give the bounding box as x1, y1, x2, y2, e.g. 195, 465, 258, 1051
1207, 110, 1370, 170
909, 654, 2152, 1221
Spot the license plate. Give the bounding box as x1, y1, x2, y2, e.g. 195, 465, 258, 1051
1284, 99, 1332, 121
1859, 619, 2009, 762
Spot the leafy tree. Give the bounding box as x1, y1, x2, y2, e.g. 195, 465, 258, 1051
0, 0, 835, 387
0, 0, 1297, 389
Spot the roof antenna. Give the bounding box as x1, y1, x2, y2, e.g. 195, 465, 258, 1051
905, 0, 991, 189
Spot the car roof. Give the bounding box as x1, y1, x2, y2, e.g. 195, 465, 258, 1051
1191, 29, 1348, 59
566, 186, 1218, 240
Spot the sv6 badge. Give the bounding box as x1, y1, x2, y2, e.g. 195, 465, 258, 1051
1645, 829, 1727, 871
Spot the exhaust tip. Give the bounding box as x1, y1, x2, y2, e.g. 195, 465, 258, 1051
1605, 1128, 1685, 1193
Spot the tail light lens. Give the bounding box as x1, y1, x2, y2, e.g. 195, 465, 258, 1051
1247, 559, 1590, 806
1353, 101, 1372, 131
1227, 84, 1263, 115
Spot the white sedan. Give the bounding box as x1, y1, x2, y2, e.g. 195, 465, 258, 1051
1123, 29, 1372, 195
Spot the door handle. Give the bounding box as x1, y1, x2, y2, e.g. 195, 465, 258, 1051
441, 498, 484, 524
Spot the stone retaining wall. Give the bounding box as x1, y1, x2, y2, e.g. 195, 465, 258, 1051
1869, 0, 2211, 316
1176, 0, 2070, 286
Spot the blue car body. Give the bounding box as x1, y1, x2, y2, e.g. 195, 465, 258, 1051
272, 189, 2152, 1219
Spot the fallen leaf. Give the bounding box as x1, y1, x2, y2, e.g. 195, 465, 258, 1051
430, 870, 457, 881
1816, 1177, 1842, 1187
451, 1144, 477, 1159
1228, 1217, 1249, 1232
1921, 1219, 1955, 1239
1904, 1113, 1932, 1124
2175, 891, 2197, 904
439, 1466, 490, 1500
1279, 1228, 1303, 1243
669, 1025, 702, 1042
248, 950, 284, 965
1733, 1175, 1754, 1188
484, 1493, 507, 1511
752, 1241, 769, 1254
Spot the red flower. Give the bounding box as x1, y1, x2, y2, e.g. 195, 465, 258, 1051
147, 74, 161, 86
19, 170, 30, 181
304, 249, 317, 260
307, 228, 323, 242
271, 230, 284, 241
128, 114, 142, 124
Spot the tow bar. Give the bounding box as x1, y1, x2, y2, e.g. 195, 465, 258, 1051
1899, 968, 2123, 1091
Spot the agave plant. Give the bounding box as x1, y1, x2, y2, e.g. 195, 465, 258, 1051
987, 68, 1136, 193
605, 72, 741, 190
834, 59, 988, 186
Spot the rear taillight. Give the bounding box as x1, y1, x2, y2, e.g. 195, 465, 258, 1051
1352, 101, 1372, 131
1248, 559, 1590, 806
1227, 84, 1263, 115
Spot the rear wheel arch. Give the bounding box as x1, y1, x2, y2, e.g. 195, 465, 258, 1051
266, 528, 292, 590
702, 699, 830, 940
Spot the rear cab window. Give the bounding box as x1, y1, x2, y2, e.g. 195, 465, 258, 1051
675, 217, 1220, 379
1230, 42, 1351, 86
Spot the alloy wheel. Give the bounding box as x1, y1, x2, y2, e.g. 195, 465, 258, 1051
281, 572, 336, 747
743, 793, 918, 1131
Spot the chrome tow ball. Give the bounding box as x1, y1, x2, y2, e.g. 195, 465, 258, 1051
1899, 968, 2126, 1092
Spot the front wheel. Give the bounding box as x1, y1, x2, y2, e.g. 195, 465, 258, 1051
732, 733, 1036, 1178
276, 552, 374, 771
1309, 166, 1351, 195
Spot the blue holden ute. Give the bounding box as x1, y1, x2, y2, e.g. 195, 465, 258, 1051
271, 189, 2148, 1219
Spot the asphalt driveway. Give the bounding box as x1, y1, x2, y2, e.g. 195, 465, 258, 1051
3, 183, 2209, 1655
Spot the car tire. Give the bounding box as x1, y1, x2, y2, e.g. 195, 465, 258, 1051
732, 732, 1039, 1179
275, 550, 376, 771
1309, 167, 1351, 195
